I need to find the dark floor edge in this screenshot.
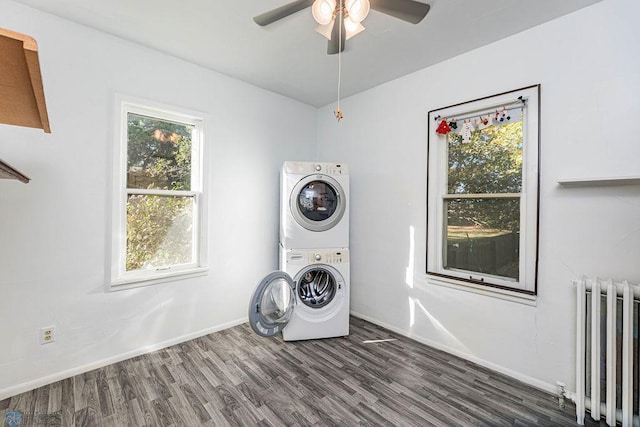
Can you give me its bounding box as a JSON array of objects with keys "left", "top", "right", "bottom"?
[
  {"left": 349, "top": 310, "right": 564, "bottom": 397},
  {"left": 0, "top": 316, "right": 248, "bottom": 402}
]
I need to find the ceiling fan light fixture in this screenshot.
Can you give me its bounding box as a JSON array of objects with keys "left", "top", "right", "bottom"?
[
  {"left": 345, "top": 0, "right": 370, "bottom": 23},
  {"left": 312, "top": 0, "right": 336, "bottom": 25},
  {"left": 254, "top": 0, "right": 432, "bottom": 53},
  {"left": 344, "top": 18, "right": 365, "bottom": 40}
]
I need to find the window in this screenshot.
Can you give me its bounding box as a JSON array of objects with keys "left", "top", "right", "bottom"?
[
  {"left": 426, "top": 85, "right": 540, "bottom": 296},
  {"left": 110, "top": 98, "right": 206, "bottom": 289}
]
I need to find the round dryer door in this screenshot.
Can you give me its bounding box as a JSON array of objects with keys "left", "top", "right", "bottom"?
[
  {"left": 249, "top": 271, "right": 296, "bottom": 337},
  {"left": 290, "top": 175, "right": 345, "bottom": 232}
]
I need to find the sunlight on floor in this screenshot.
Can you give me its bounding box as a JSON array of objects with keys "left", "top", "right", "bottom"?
[{"left": 362, "top": 338, "right": 398, "bottom": 344}]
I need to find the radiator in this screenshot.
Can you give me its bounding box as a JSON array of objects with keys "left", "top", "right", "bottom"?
[{"left": 575, "top": 277, "right": 640, "bottom": 426}]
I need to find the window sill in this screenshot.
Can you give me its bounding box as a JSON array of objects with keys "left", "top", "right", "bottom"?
[
  {"left": 110, "top": 267, "right": 209, "bottom": 291},
  {"left": 427, "top": 274, "right": 537, "bottom": 306}
]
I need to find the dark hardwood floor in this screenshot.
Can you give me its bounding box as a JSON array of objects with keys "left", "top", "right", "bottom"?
[{"left": 1, "top": 316, "right": 604, "bottom": 426}]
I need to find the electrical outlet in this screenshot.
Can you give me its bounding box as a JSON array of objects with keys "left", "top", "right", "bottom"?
[{"left": 40, "top": 326, "right": 55, "bottom": 345}]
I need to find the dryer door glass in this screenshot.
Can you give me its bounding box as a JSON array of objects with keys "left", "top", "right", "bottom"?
[
  {"left": 298, "top": 181, "right": 338, "bottom": 222},
  {"left": 291, "top": 175, "right": 346, "bottom": 232},
  {"left": 297, "top": 267, "right": 337, "bottom": 309},
  {"left": 249, "top": 271, "right": 296, "bottom": 337}
]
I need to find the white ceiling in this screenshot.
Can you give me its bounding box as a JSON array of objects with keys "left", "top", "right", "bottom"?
[{"left": 14, "top": 0, "right": 600, "bottom": 107}]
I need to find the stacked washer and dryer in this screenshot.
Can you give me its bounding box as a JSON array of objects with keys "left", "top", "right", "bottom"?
[{"left": 249, "top": 161, "right": 350, "bottom": 341}]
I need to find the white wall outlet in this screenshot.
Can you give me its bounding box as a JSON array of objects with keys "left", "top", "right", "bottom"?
[{"left": 40, "top": 326, "right": 55, "bottom": 344}]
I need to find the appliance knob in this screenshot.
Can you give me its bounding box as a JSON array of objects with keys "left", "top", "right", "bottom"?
[
  {"left": 315, "top": 254, "right": 322, "bottom": 261},
  {"left": 315, "top": 164, "right": 321, "bottom": 171}
]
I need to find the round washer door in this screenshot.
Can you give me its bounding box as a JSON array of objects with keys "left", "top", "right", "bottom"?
[
  {"left": 290, "top": 175, "right": 346, "bottom": 232},
  {"left": 249, "top": 271, "right": 296, "bottom": 337},
  {"left": 295, "top": 265, "right": 339, "bottom": 309}
]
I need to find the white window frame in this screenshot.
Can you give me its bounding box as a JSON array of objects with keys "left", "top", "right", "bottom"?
[
  {"left": 426, "top": 85, "right": 540, "bottom": 297},
  {"left": 110, "top": 95, "right": 208, "bottom": 290}
]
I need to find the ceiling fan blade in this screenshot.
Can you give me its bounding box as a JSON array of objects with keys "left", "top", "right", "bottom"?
[
  {"left": 327, "top": 12, "right": 346, "bottom": 55},
  {"left": 369, "top": 0, "right": 430, "bottom": 24},
  {"left": 253, "top": 0, "right": 314, "bottom": 26}
]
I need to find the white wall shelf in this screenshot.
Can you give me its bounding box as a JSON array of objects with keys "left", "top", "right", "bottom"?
[{"left": 557, "top": 176, "right": 640, "bottom": 188}]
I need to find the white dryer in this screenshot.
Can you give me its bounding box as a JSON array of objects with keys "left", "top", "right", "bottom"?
[
  {"left": 249, "top": 247, "right": 350, "bottom": 341},
  {"left": 280, "top": 161, "right": 349, "bottom": 249}
]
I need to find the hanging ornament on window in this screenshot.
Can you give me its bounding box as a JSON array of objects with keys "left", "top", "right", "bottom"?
[
  {"left": 436, "top": 119, "right": 452, "bottom": 135},
  {"left": 461, "top": 119, "right": 474, "bottom": 143},
  {"left": 448, "top": 118, "right": 458, "bottom": 130},
  {"left": 502, "top": 107, "right": 510, "bottom": 121},
  {"left": 477, "top": 115, "right": 489, "bottom": 130}
]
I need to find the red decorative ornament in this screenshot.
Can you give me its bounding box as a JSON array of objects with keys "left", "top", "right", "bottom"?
[{"left": 436, "top": 119, "right": 452, "bottom": 135}]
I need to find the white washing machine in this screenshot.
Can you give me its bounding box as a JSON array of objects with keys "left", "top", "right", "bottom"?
[
  {"left": 249, "top": 247, "right": 350, "bottom": 341},
  {"left": 280, "top": 161, "right": 349, "bottom": 249}
]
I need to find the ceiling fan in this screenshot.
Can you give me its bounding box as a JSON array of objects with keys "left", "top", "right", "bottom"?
[{"left": 254, "top": 0, "right": 431, "bottom": 55}]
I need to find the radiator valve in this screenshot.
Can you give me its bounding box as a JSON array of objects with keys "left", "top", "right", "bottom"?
[{"left": 556, "top": 381, "right": 567, "bottom": 409}]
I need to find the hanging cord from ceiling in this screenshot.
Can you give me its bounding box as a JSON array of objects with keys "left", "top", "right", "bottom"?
[{"left": 334, "top": 0, "right": 344, "bottom": 122}]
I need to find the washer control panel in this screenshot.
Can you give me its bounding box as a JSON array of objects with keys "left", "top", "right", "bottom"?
[
  {"left": 286, "top": 250, "right": 349, "bottom": 265},
  {"left": 309, "top": 250, "right": 348, "bottom": 264}
]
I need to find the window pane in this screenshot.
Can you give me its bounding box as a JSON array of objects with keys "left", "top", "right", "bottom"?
[
  {"left": 126, "top": 194, "right": 194, "bottom": 271},
  {"left": 445, "top": 198, "right": 520, "bottom": 280},
  {"left": 447, "top": 120, "right": 523, "bottom": 194},
  {"left": 127, "top": 113, "right": 193, "bottom": 191}
]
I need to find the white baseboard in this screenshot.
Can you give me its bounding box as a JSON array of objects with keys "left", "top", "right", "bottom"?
[
  {"left": 3, "top": 313, "right": 561, "bottom": 402},
  {"left": 350, "top": 310, "right": 558, "bottom": 396},
  {"left": 0, "top": 317, "right": 248, "bottom": 401}
]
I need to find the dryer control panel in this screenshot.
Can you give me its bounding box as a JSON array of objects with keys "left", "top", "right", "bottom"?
[
  {"left": 283, "top": 161, "right": 349, "bottom": 176},
  {"left": 320, "top": 164, "right": 346, "bottom": 176}
]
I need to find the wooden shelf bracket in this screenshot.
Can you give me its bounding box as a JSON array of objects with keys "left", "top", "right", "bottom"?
[{"left": 0, "top": 27, "right": 51, "bottom": 133}]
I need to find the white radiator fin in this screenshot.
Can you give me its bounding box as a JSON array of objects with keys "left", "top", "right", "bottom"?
[{"left": 575, "top": 277, "right": 640, "bottom": 427}]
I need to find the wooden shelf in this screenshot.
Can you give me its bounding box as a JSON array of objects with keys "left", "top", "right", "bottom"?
[
  {"left": 557, "top": 176, "right": 640, "bottom": 188},
  {"left": 0, "top": 158, "right": 30, "bottom": 183},
  {"left": 0, "top": 27, "right": 50, "bottom": 133}
]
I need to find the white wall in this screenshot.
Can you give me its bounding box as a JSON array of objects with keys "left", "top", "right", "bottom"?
[
  {"left": 0, "top": 0, "right": 317, "bottom": 397},
  {"left": 318, "top": 0, "right": 640, "bottom": 392}
]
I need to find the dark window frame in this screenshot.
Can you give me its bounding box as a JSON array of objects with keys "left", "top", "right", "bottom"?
[{"left": 426, "top": 85, "right": 541, "bottom": 296}]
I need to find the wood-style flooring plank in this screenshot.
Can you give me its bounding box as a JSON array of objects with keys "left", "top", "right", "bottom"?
[{"left": 0, "top": 316, "right": 606, "bottom": 426}]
